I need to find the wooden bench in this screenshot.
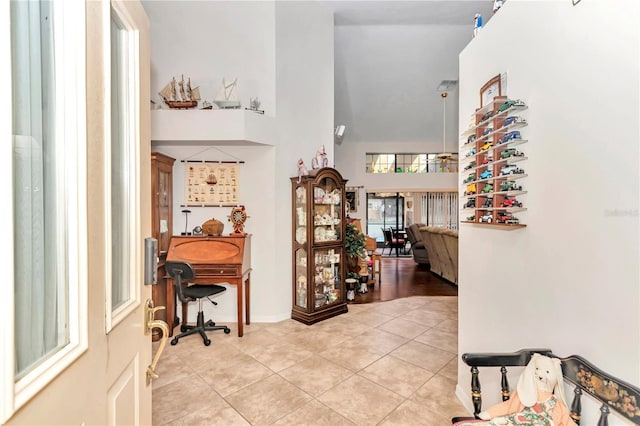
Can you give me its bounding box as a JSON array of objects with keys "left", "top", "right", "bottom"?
[{"left": 453, "top": 348, "right": 640, "bottom": 425}]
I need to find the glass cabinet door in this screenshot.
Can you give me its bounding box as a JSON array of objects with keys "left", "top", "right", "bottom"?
[
  {"left": 158, "top": 168, "right": 172, "bottom": 254},
  {"left": 312, "top": 176, "right": 342, "bottom": 244},
  {"left": 295, "top": 186, "right": 307, "bottom": 244},
  {"left": 312, "top": 248, "right": 342, "bottom": 309},
  {"left": 295, "top": 248, "right": 308, "bottom": 308}
]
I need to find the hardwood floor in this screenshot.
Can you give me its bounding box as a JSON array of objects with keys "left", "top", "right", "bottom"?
[{"left": 352, "top": 256, "right": 458, "bottom": 304}]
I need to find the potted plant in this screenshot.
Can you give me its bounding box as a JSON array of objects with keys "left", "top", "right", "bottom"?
[{"left": 345, "top": 221, "right": 366, "bottom": 279}]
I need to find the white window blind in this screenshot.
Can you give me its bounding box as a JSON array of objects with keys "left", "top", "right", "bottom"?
[{"left": 420, "top": 192, "right": 458, "bottom": 229}]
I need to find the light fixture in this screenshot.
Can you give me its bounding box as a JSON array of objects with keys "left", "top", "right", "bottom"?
[
  {"left": 437, "top": 92, "right": 453, "bottom": 160},
  {"left": 334, "top": 125, "right": 346, "bottom": 144},
  {"left": 436, "top": 80, "right": 457, "bottom": 162}
]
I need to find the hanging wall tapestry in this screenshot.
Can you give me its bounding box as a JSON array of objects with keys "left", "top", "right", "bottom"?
[{"left": 184, "top": 161, "right": 240, "bottom": 206}]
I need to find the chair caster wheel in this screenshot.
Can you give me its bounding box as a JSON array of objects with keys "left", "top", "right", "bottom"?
[
  {"left": 224, "top": 328, "right": 231, "bottom": 334},
  {"left": 180, "top": 325, "right": 188, "bottom": 332},
  {"left": 170, "top": 338, "right": 178, "bottom": 345},
  {"left": 204, "top": 338, "right": 211, "bottom": 346}
]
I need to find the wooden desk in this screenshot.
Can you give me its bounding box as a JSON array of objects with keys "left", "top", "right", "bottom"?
[{"left": 166, "top": 235, "right": 252, "bottom": 337}]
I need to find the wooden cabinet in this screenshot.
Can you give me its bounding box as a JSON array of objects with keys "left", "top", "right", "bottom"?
[
  {"left": 151, "top": 152, "right": 176, "bottom": 339},
  {"left": 291, "top": 168, "right": 348, "bottom": 324},
  {"left": 460, "top": 96, "right": 529, "bottom": 229}
]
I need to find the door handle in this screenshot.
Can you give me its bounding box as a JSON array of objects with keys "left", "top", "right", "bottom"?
[{"left": 144, "top": 298, "right": 169, "bottom": 385}]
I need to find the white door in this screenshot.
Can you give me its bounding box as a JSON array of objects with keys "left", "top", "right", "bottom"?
[{"left": 1, "top": 1, "right": 158, "bottom": 424}]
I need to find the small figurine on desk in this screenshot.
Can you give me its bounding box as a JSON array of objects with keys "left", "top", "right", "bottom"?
[
  {"left": 311, "top": 145, "right": 328, "bottom": 170},
  {"left": 297, "top": 158, "right": 309, "bottom": 183},
  {"left": 473, "top": 13, "right": 483, "bottom": 37}
]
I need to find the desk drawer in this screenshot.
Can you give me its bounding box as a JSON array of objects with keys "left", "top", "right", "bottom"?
[{"left": 198, "top": 266, "right": 239, "bottom": 276}]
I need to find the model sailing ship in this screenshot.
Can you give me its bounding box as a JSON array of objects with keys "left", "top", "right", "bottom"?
[
  {"left": 159, "top": 75, "right": 201, "bottom": 109},
  {"left": 213, "top": 77, "right": 241, "bottom": 109}
]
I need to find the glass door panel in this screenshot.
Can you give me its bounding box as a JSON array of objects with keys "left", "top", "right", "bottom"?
[
  {"left": 312, "top": 176, "right": 342, "bottom": 244},
  {"left": 312, "top": 248, "right": 341, "bottom": 309}
]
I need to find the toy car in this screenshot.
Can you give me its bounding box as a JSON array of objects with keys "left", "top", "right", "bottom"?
[
  {"left": 479, "top": 169, "right": 493, "bottom": 180},
  {"left": 502, "top": 116, "right": 526, "bottom": 127},
  {"left": 465, "top": 199, "right": 476, "bottom": 208},
  {"left": 495, "top": 211, "right": 519, "bottom": 224},
  {"left": 479, "top": 213, "right": 493, "bottom": 223},
  {"left": 482, "top": 183, "right": 494, "bottom": 194},
  {"left": 498, "top": 99, "right": 526, "bottom": 112},
  {"left": 499, "top": 130, "right": 521, "bottom": 144},
  {"left": 482, "top": 128, "right": 494, "bottom": 136},
  {"left": 500, "top": 165, "right": 524, "bottom": 175},
  {"left": 482, "top": 197, "right": 493, "bottom": 208},
  {"left": 481, "top": 110, "right": 495, "bottom": 122},
  {"left": 464, "top": 173, "right": 475, "bottom": 183},
  {"left": 467, "top": 134, "right": 477, "bottom": 144},
  {"left": 482, "top": 156, "right": 493, "bottom": 165},
  {"left": 480, "top": 142, "right": 493, "bottom": 152},
  {"left": 464, "top": 161, "right": 476, "bottom": 171},
  {"left": 500, "top": 181, "right": 523, "bottom": 192},
  {"left": 465, "top": 183, "right": 476, "bottom": 196},
  {"left": 466, "top": 216, "right": 476, "bottom": 222},
  {"left": 501, "top": 197, "right": 523, "bottom": 208},
  {"left": 466, "top": 148, "right": 477, "bottom": 157},
  {"left": 501, "top": 148, "right": 524, "bottom": 159}
]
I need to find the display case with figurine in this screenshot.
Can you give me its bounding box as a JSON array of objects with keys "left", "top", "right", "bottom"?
[{"left": 290, "top": 167, "right": 348, "bottom": 324}]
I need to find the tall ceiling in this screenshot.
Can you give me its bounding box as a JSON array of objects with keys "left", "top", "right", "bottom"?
[{"left": 324, "top": 1, "right": 495, "bottom": 148}]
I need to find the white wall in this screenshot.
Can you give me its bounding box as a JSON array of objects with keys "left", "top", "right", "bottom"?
[
  {"left": 146, "top": 1, "right": 335, "bottom": 323},
  {"left": 457, "top": 1, "right": 639, "bottom": 423},
  {"left": 334, "top": 24, "right": 469, "bottom": 146},
  {"left": 272, "top": 0, "right": 335, "bottom": 317},
  {"left": 143, "top": 1, "right": 276, "bottom": 115}
]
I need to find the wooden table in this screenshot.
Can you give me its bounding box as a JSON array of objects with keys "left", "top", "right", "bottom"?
[{"left": 166, "top": 235, "right": 252, "bottom": 337}]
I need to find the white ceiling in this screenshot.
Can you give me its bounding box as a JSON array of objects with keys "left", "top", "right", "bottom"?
[{"left": 325, "top": 1, "right": 495, "bottom": 147}]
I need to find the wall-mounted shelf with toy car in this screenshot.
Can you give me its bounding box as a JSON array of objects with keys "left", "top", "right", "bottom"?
[{"left": 459, "top": 92, "right": 529, "bottom": 230}]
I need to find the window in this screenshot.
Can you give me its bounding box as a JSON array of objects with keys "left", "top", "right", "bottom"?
[
  {"left": 3, "top": 0, "right": 87, "bottom": 421},
  {"left": 421, "top": 192, "right": 459, "bottom": 229},
  {"left": 106, "top": 4, "right": 140, "bottom": 331},
  {"left": 366, "top": 153, "right": 458, "bottom": 174}
]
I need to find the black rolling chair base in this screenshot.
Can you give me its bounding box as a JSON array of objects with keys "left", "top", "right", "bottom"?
[{"left": 170, "top": 310, "right": 231, "bottom": 346}]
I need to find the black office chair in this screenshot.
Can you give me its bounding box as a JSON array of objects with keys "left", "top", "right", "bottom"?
[{"left": 165, "top": 261, "right": 231, "bottom": 346}]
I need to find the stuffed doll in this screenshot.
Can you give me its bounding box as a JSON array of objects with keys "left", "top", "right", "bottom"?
[
  {"left": 297, "top": 158, "right": 309, "bottom": 183},
  {"left": 476, "top": 353, "right": 577, "bottom": 426},
  {"left": 311, "top": 145, "right": 328, "bottom": 169}
]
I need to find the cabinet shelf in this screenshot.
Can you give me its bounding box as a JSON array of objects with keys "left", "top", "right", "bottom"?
[
  {"left": 461, "top": 172, "right": 529, "bottom": 188},
  {"left": 461, "top": 122, "right": 528, "bottom": 150},
  {"left": 150, "top": 109, "right": 276, "bottom": 145},
  {"left": 462, "top": 155, "right": 528, "bottom": 174},
  {"left": 460, "top": 91, "right": 529, "bottom": 229},
  {"left": 460, "top": 103, "right": 528, "bottom": 138},
  {"left": 461, "top": 221, "right": 527, "bottom": 230}
]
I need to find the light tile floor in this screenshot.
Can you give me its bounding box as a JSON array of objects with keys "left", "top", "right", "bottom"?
[{"left": 152, "top": 296, "right": 468, "bottom": 426}]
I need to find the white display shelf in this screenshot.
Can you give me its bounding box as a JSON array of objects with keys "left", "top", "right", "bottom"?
[{"left": 150, "top": 109, "right": 277, "bottom": 145}]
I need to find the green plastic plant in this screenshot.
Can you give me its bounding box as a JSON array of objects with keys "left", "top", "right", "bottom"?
[
  {"left": 345, "top": 222, "right": 366, "bottom": 258},
  {"left": 345, "top": 222, "right": 366, "bottom": 276}
]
